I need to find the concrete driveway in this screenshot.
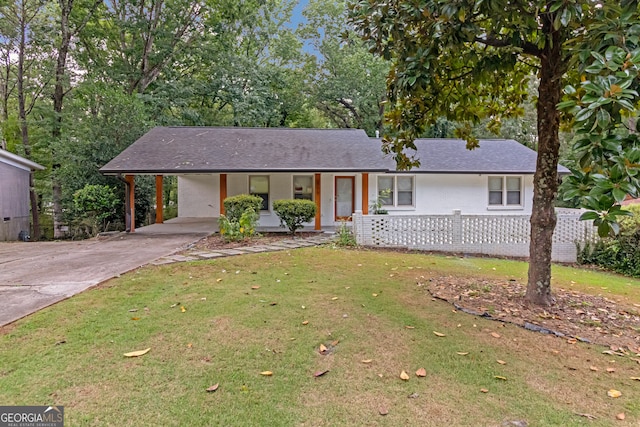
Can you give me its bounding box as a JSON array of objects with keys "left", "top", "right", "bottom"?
[{"left": 0, "top": 218, "right": 214, "bottom": 326}]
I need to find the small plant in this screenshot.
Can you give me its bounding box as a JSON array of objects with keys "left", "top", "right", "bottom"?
[
  {"left": 218, "top": 207, "right": 259, "bottom": 242},
  {"left": 273, "top": 199, "right": 316, "bottom": 234},
  {"left": 335, "top": 221, "right": 356, "bottom": 246},
  {"left": 369, "top": 189, "right": 390, "bottom": 214}
]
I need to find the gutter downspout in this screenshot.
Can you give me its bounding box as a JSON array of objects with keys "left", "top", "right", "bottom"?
[{"left": 116, "top": 174, "right": 131, "bottom": 232}]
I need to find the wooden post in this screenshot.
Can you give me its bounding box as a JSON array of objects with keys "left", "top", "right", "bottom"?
[
  {"left": 219, "top": 174, "right": 227, "bottom": 215},
  {"left": 314, "top": 173, "right": 321, "bottom": 230},
  {"left": 362, "top": 173, "right": 369, "bottom": 215},
  {"left": 125, "top": 175, "right": 135, "bottom": 232},
  {"left": 155, "top": 175, "right": 163, "bottom": 224}
]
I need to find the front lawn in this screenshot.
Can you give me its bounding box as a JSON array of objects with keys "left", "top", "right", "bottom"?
[{"left": 1, "top": 247, "right": 639, "bottom": 426}]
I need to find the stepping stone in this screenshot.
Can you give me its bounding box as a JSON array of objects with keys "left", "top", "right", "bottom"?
[
  {"left": 194, "top": 252, "right": 226, "bottom": 259},
  {"left": 214, "top": 249, "right": 248, "bottom": 256},
  {"left": 240, "top": 247, "right": 269, "bottom": 253},
  {"left": 151, "top": 258, "right": 178, "bottom": 265}
]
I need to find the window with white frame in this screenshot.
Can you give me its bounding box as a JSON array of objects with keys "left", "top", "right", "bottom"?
[
  {"left": 377, "top": 175, "right": 414, "bottom": 207},
  {"left": 488, "top": 176, "right": 522, "bottom": 207},
  {"left": 293, "top": 175, "right": 313, "bottom": 200},
  {"left": 249, "top": 176, "right": 269, "bottom": 210}
]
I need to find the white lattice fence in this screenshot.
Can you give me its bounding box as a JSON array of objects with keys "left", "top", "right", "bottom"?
[{"left": 352, "top": 209, "right": 598, "bottom": 262}]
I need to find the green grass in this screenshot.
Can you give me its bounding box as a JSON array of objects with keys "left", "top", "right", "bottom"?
[{"left": 1, "top": 247, "right": 640, "bottom": 426}]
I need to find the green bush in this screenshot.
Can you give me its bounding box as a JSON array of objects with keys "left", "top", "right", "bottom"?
[
  {"left": 223, "top": 194, "right": 263, "bottom": 222},
  {"left": 579, "top": 205, "right": 640, "bottom": 277},
  {"left": 73, "top": 184, "right": 119, "bottom": 236},
  {"left": 218, "top": 207, "right": 259, "bottom": 242},
  {"left": 273, "top": 199, "right": 316, "bottom": 234}
]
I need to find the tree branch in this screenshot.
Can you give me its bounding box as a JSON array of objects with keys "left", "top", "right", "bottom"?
[{"left": 474, "top": 35, "right": 541, "bottom": 57}]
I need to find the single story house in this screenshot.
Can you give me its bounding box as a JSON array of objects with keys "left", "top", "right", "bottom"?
[
  {"left": 99, "top": 126, "right": 569, "bottom": 232},
  {"left": 0, "top": 149, "right": 44, "bottom": 241}
]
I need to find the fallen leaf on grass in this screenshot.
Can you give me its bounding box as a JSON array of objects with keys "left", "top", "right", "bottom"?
[
  {"left": 404, "top": 325, "right": 415, "bottom": 329},
  {"left": 128, "top": 309, "right": 138, "bottom": 312},
  {"left": 400, "top": 371, "right": 410, "bottom": 381},
  {"left": 269, "top": 302, "right": 277, "bottom": 306},
  {"left": 319, "top": 344, "right": 328, "bottom": 354},
  {"left": 456, "top": 352, "right": 469, "bottom": 356},
  {"left": 206, "top": 384, "right": 219, "bottom": 393},
  {"left": 180, "top": 306, "right": 186, "bottom": 313},
  {"left": 496, "top": 360, "right": 506, "bottom": 365},
  {"left": 590, "top": 366, "right": 599, "bottom": 372},
  {"left": 361, "top": 359, "right": 373, "bottom": 364},
  {"left": 494, "top": 376, "right": 507, "bottom": 381},
  {"left": 433, "top": 331, "right": 446, "bottom": 337},
  {"left": 331, "top": 340, "right": 340, "bottom": 346},
  {"left": 415, "top": 368, "right": 426, "bottom": 377},
  {"left": 302, "top": 320, "right": 309, "bottom": 325},
  {"left": 606, "top": 368, "right": 616, "bottom": 373},
  {"left": 490, "top": 332, "right": 501, "bottom": 338},
  {"left": 216, "top": 278, "right": 223, "bottom": 282},
  {"left": 251, "top": 286, "right": 260, "bottom": 290},
  {"left": 379, "top": 407, "right": 389, "bottom": 416},
  {"left": 260, "top": 371, "right": 273, "bottom": 376},
  {"left": 607, "top": 389, "right": 622, "bottom": 398},
  {"left": 630, "top": 377, "right": 640, "bottom": 381},
  {"left": 130, "top": 317, "right": 140, "bottom": 321},
  {"left": 331, "top": 297, "right": 338, "bottom": 300},
  {"left": 314, "top": 370, "right": 329, "bottom": 377},
  {"left": 480, "top": 388, "right": 489, "bottom": 393},
  {"left": 170, "top": 303, "right": 179, "bottom": 308},
  {"left": 372, "top": 293, "right": 378, "bottom": 297},
  {"left": 124, "top": 348, "right": 151, "bottom": 357},
  {"left": 616, "top": 413, "right": 625, "bottom": 420}
]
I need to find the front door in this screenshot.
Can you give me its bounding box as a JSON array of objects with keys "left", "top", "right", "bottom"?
[{"left": 335, "top": 176, "right": 355, "bottom": 221}]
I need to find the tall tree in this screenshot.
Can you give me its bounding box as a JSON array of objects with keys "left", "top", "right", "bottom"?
[
  {"left": 79, "top": 0, "right": 206, "bottom": 95},
  {"left": 300, "top": 0, "right": 388, "bottom": 135},
  {"left": 3, "top": 0, "right": 51, "bottom": 239},
  {"left": 51, "top": 0, "right": 103, "bottom": 238},
  {"left": 349, "top": 1, "right": 640, "bottom": 305}
]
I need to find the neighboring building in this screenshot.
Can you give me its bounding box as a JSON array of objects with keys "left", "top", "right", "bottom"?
[
  {"left": 99, "top": 127, "right": 569, "bottom": 231},
  {"left": 0, "top": 149, "right": 44, "bottom": 241}
]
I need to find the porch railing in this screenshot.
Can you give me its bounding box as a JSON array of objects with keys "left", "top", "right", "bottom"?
[{"left": 351, "top": 209, "right": 598, "bottom": 263}]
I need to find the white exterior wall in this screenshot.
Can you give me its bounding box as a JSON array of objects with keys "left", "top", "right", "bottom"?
[
  {"left": 179, "top": 173, "right": 344, "bottom": 227},
  {"left": 178, "top": 172, "right": 535, "bottom": 226},
  {"left": 177, "top": 175, "right": 218, "bottom": 217},
  {"left": 368, "top": 173, "right": 534, "bottom": 215}
]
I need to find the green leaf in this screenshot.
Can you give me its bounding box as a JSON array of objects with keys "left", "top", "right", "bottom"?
[
  {"left": 574, "top": 108, "right": 594, "bottom": 122},
  {"left": 597, "top": 221, "right": 611, "bottom": 237},
  {"left": 580, "top": 211, "right": 600, "bottom": 221},
  {"left": 612, "top": 187, "right": 627, "bottom": 202}
]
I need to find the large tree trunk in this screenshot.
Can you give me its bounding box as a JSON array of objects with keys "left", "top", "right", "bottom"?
[
  {"left": 51, "top": 0, "right": 72, "bottom": 239},
  {"left": 16, "top": 0, "right": 40, "bottom": 240},
  {"left": 525, "top": 26, "right": 566, "bottom": 306}
]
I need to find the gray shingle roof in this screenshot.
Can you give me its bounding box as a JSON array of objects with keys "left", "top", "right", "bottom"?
[
  {"left": 99, "top": 127, "right": 388, "bottom": 174},
  {"left": 386, "top": 139, "right": 570, "bottom": 174},
  {"left": 100, "top": 127, "right": 568, "bottom": 175}
]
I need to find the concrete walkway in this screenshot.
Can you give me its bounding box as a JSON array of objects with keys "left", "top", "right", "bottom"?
[
  {"left": 152, "top": 234, "right": 335, "bottom": 265},
  {"left": 0, "top": 217, "right": 334, "bottom": 327}
]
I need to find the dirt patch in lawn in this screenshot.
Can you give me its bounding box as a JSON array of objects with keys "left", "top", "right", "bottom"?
[
  {"left": 426, "top": 276, "right": 640, "bottom": 352},
  {"left": 192, "top": 232, "right": 322, "bottom": 250}
]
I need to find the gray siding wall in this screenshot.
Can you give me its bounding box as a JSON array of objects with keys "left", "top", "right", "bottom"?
[{"left": 0, "top": 161, "right": 31, "bottom": 241}]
